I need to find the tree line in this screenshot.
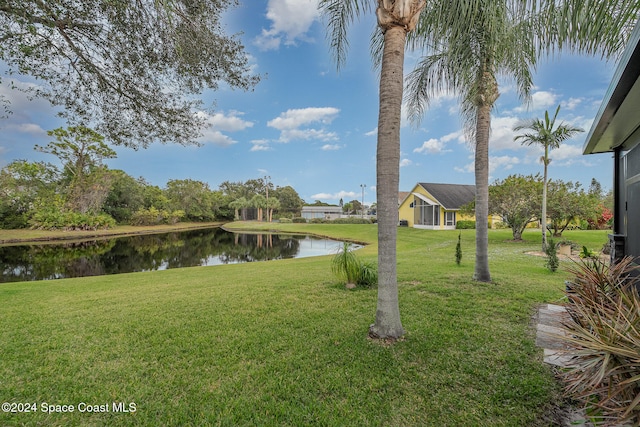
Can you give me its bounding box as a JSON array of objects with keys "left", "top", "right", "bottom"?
[{"left": 0, "top": 126, "right": 304, "bottom": 230}]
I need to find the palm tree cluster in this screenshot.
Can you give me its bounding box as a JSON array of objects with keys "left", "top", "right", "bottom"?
[{"left": 320, "top": 0, "right": 640, "bottom": 339}]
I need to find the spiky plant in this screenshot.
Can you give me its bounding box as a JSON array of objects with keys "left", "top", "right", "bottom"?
[
  {"left": 455, "top": 232, "right": 462, "bottom": 265},
  {"left": 560, "top": 256, "right": 640, "bottom": 425},
  {"left": 331, "top": 242, "right": 361, "bottom": 288},
  {"left": 357, "top": 261, "right": 378, "bottom": 288}
]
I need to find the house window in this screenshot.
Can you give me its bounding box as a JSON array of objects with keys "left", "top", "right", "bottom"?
[
  {"left": 445, "top": 211, "right": 456, "bottom": 226},
  {"left": 414, "top": 198, "right": 440, "bottom": 226}
]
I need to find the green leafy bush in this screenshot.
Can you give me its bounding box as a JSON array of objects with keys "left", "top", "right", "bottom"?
[
  {"left": 130, "top": 207, "right": 184, "bottom": 226},
  {"left": 292, "top": 217, "right": 307, "bottom": 223},
  {"left": 455, "top": 232, "right": 462, "bottom": 265},
  {"left": 544, "top": 238, "right": 559, "bottom": 272},
  {"left": 278, "top": 217, "right": 292, "bottom": 223},
  {"left": 456, "top": 220, "right": 475, "bottom": 229},
  {"left": 30, "top": 210, "right": 116, "bottom": 230},
  {"left": 560, "top": 257, "right": 640, "bottom": 425}
]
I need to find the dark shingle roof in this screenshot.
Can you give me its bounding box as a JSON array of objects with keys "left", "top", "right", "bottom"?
[{"left": 418, "top": 183, "right": 476, "bottom": 210}]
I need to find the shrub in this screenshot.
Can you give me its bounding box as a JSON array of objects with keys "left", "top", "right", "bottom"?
[
  {"left": 130, "top": 207, "right": 184, "bottom": 226},
  {"left": 310, "top": 218, "right": 325, "bottom": 224},
  {"left": 544, "top": 238, "right": 559, "bottom": 272},
  {"left": 331, "top": 242, "right": 361, "bottom": 287},
  {"left": 278, "top": 217, "right": 292, "bottom": 223},
  {"left": 331, "top": 242, "right": 377, "bottom": 288},
  {"left": 332, "top": 217, "right": 372, "bottom": 224},
  {"left": 357, "top": 261, "right": 378, "bottom": 288},
  {"left": 30, "top": 209, "right": 116, "bottom": 230},
  {"left": 292, "top": 217, "right": 307, "bottom": 223},
  {"left": 560, "top": 257, "right": 640, "bottom": 426},
  {"left": 456, "top": 220, "right": 475, "bottom": 229},
  {"left": 455, "top": 232, "right": 462, "bottom": 265}
]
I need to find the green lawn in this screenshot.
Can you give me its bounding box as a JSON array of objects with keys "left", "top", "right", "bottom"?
[{"left": 0, "top": 224, "right": 610, "bottom": 426}]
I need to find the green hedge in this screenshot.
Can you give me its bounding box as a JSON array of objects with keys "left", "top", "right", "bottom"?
[
  {"left": 30, "top": 210, "right": 116, "bottom": 230},
  {"left": 456, "top": 220, "right": 476, "bottom": 229},
  {"left": 130, "top": 207, "right": 185, "bottom": 226}
]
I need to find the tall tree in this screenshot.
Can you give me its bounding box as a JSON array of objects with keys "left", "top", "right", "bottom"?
[
  {"left": 165, "top": 179, "right": 216, "bottom": 221},
  {"left": 271, "top": 186, "right": 304, "bottom": 217},
  {"left": 36, "top": 126, "right": 117, "bottom": 214},
  {"left": 488, "top": 174, "right": 542, "bottom": 241},
  {"left": 545, "top": 179, "right": 590, "bottom": 237},
  {"left": 0, "top": 160, "right": 59, "bottom": 228},
  {"left": 514, "top": 105, "right": 583, "bottom": 249},
  {"left": 320, "top": 0, "right": 425, "bottom": 339},
  {"left": 0, "top": 0, "right": 259, "bottom": 147},
  {"left": 405, "top": 0, "right": 639, "bottom": 282}
]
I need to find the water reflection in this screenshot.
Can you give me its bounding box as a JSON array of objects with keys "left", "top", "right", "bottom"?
[{"left": 0, "top": 228, "right": 353, "bottom": 282}]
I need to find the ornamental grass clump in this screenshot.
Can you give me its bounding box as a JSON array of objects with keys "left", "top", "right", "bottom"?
[
  {"left": 331, "top": 242, "right": 377, "bottom": 288},
  {"left": 560, "top": 256, "right": 640, "bottom": 426}
]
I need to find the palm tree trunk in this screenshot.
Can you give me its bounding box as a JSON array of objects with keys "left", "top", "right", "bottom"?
[
  {"left": 541, "top": 148, "right": 548, "bottom": 251},
  {"left": 369, "top": 24, "right": 405, "bottom": 340},
  {"left": 474, "top": 100, "right": 492, "bottom": 282}
]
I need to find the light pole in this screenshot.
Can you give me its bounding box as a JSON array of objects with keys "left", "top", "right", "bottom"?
[{"left": 360, "top": 184, "right": 366, "bottom": 218}]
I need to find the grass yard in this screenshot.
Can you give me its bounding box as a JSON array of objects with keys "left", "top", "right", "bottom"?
[{"left": 0, "top": 224, "right": 610, "bottom": 426}]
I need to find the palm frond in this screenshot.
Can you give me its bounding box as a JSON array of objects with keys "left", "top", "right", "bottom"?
[{"left": 318, "top": 0, "right": 373, "bottom": 70}]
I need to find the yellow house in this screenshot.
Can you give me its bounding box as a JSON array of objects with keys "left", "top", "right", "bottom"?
[{"left": 398, "top": 183, "right": 476, "bottom": 229}]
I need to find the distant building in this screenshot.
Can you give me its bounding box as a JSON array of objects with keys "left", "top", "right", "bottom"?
[
  {"left": 583, "top": 19, "right": 640, "bottom": 264},
  {"left": 398, "top": 183, "right": 476, "bottom": 229},
  {"left": 301, "top": 205, "right": 343, "bottom": 220}
]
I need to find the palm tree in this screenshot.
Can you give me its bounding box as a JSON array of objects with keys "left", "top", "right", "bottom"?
[
  {"left": 265, "top": 197, "right": 281, "bottom": 222},
  {"left": 514, "top": 105, "right": 583, "bottom": 250},
  {"left": 229, "top": 197, "right": 248, "bottom": 221},
  {"left": 320, "top": 0, "right": 425, "bottom": 339},
  {"left": 250, "top": 194, "right": 266, "bottom": 222},
  {"left": 405, "top": 0, "right": 639, "bottom": 282}
]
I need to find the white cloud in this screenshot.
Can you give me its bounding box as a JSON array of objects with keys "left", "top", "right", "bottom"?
[
  {"left": 310, "top": 190, "right": 357, "bottom": 201},
  {"left": 254, "top": 0, "right": 320, "bottom": 50},
  {"left": 321, "top": 144, "right": 341, "bottom": 151},
  {"left": 3, "top": 122, "right": 47, "bottom": 136},
  {"left": 250, "top": 139, "right": 272, "bottom": 152},
  {"left": 400, "top": 158, "right": 413, "bottom": 167},
  {"left": 490, "top": 115, "right": 521, "bottom": 151},
  {"left": 441, "top": 131, "right": 464, "bottom": 143},
  {"left": 562, "top": 97, "right": 584, "bottom": 111},
  {"left": 454, "top": 155, "right": 521, "bottom": 175},
  {"left": 414, "top": 138, "right": 448, "bottom": 154},
  {"left": 549, "top": 143, "right": 583, "bottom": 163},
  {"left": 196, "top": 110, "right": 253, "bottom": 147},
  {"left": 206, "top": 111, "right": 254, "bottom": 132},
  {"left": 490, "top": 155, "right": 520, "bottom": 173},
  {"left": 514, "top": 90, "right": 558, "bottom": 113},
  {"left": 365, "top": 127, "right": 378, "bottom": 137},
  {"left": 280, "top": 128, "right": 337, "bottom": 142},
  {"left": 268, "top": 107, "right": 339, "bottom": 142},
  {"left": 268, "top": 107, "right": 339, "bottom": 130},
  {"left": 201, "top": 130, "right": 237, "bottom": 147}
]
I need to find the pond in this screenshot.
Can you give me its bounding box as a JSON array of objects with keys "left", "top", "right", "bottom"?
[{"left": 0, "top": 227, "right": 358, "bottom": 283}]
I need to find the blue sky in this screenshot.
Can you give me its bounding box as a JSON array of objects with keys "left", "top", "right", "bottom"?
[{"left": 0, "top": 0, "right": 620, "bottom": 206}]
